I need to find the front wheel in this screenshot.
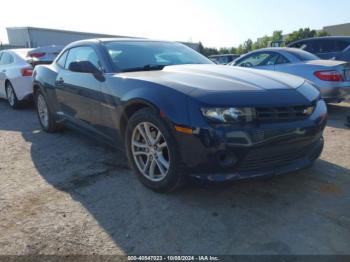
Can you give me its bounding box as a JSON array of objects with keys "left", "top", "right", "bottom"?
[
  {"left": 35, "top": 90, "right": 63, "bottom": 133},
  {"left": 125, "top": 108, "right": 185, "bottom": 192}
]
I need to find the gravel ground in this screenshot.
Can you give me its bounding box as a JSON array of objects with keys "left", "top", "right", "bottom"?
[{"left": 0, "top": 100, "right": 349, "bottom": 255}]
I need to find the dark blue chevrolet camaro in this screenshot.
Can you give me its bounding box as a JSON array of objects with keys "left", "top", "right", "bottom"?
[{"left": 33, "top": 38, "right": 327, "bottom": 192}]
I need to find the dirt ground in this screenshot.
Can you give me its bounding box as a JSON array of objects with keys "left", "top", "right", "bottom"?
[{"left": 0, "top": 100, "right": 349, "bottom": 255}]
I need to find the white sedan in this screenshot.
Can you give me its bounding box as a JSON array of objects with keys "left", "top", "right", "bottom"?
[
  {"left": 0, "top": 49, "right": 34, "bottom": 108},
  {"left": 0, "top": 46, "right": 63, "bottom": 109}
]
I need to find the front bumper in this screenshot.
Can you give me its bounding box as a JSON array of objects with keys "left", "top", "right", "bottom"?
[{"left": 174, "top": 100, "right": 327, "bottom": 181}]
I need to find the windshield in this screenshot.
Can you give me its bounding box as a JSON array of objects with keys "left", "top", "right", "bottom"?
[
  {"left": 104, "top": 41, "right": 213, "bottom": 72},
  {"left": 286, "top": 49, "right": 319, "bottom": 61}
]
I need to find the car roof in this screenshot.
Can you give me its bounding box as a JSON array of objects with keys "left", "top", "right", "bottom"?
[
  {"left": 246, "top": 47, "right": 300, "bottom": 53},
  {"left": 289, "top": 36, "right": 350, "bottom": 44}
]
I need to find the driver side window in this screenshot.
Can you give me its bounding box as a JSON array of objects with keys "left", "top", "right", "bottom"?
[{"left": 65, "top": 46, "right": 101, "bottom": 71}]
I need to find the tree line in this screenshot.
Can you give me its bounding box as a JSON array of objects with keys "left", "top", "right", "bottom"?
[{"left": 198, "top": 28, "right": 329, "bottom": 57}]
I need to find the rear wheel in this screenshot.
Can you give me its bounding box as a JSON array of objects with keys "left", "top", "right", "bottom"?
[
  {"left": 125, "top": 108, "right": 185, "bottom": 192},
  {"left": 6, "top": 82, "right": 20, "bottom": 109},
  {"left": 35, "top": 90, "right": 63, "bottom": 133}
]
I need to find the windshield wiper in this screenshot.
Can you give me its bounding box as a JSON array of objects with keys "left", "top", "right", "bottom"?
[{"left": 121, "top": 64, "right": 167, "bottom": 73}]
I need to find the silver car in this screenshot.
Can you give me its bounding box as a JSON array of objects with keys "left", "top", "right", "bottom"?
[{"left": 230, "top": 48, "right": 350, "bottom": 103}]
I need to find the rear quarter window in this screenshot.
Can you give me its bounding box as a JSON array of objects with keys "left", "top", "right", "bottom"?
[
  {"left": 0, "top": 53, "right": 14, "bottom": 65},
  {"left": 276, "top": 55, "right": 290, "bottom": 64}
]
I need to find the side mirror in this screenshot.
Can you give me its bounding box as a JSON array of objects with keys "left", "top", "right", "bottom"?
[{"left": 68, "top": 61, "right": 105, "bottom": 81}]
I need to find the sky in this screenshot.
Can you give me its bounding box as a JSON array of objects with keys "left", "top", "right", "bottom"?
[{"left": 1, "top": 0, "right": 350, "bottom": 48}]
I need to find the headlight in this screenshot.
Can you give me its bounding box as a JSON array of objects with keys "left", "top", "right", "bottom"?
[
  {"left": 302, "top": 106, "right": 315, "bottom": 116},
  {"left": 201, "top": 107, "right": 256, "bottom": 123}
]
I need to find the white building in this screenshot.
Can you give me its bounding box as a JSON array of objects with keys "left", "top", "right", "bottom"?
[
  {"left": 6, "top": 27, "right": 134, "bottom": 48},
  {"left": 323, "top": 23, "right": 350, "bottom": 36},
  {"left": 5, "top": 26, "right": 200, "bottom": 51}
]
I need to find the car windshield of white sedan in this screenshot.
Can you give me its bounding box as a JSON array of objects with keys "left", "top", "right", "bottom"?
[{"left": 104, "top": 41, "right": 213, "bottom": 72}]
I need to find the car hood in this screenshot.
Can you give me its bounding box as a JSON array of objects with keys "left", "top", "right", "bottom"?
[
  {"left": 119, "top": 64, "right": 305, "bottom": 93},
  {"left": 117, "top": 64, "right": 318, "bottom": 107}
]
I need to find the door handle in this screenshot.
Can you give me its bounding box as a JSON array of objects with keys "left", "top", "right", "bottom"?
[{"left": 56, "top": 77, "right": 64, "bottom": 85}]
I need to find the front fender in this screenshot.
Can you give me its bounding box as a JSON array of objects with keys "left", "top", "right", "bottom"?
[
  {"left": 33, "top": 65, "right": 60, "bottom": 114},
  {"left": 121, "top": 84, "right": 191, "bottom": 127}
]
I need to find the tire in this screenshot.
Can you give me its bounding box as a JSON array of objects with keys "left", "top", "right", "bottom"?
[
  {"left": 125, "top": 108, "right": 185, "bottom": 192},
  {"left": 35, "top": 89, "right": 63, "bottom": 133},
  {"left": 6, "top": 82, "right": 21, "bottom": 109}
]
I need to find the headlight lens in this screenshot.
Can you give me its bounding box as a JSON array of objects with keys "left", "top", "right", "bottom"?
[
  {"left": 302, "top": 106, "right": 315, "bottom": 116},
  {"left": 201, "top": 107, "right": 256, "bottom": 123}
]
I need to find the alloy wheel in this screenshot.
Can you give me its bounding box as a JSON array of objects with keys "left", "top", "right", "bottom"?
[
  {"left": 37, "top": 94, "right": 49, "bottom": 128},
  {"left": 131, "top": 122, "right": 170, "bottom": 182},
  {"left": 6, "top": 86, "right": 15, "bottom": 106}
]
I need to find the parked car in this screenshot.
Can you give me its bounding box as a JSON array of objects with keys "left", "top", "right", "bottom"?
[
  {"left": 230, "top": 47, "right": 350, "bottom": 103},
  {"left": 27, "top": 45, "right": 64, "bottom": 65},
  {"left": 209, "top": 54, "right": 240, "bottom": 64},
  {"left": 33, "top": 39, "right": 327, "bottom": 192},
  {"left": 287, "top": 36, "right": 350, "bottom": 62},
  {"left": 0, "top": 46, "right": 63, "bottom": 108}
]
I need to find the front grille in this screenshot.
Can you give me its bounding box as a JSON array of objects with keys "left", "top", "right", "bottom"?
[
  {"left": 239, "top": 143, "right": 312, "bottom": 171},
  {"left": 255, "top": 106, "right": 313, "bottom": 122}
]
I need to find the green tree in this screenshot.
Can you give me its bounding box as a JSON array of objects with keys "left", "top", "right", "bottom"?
[
  {"left": 253, "top": 35, "right": 270, "bottom": 50},
  {"left": 198, "top": 27, "right": 330, "bottom": 58},
  {"left": 242, "top": 39, "right": 253, "bottom": 53},
  {"left": 197, "top": 42, "right": 220, "bottom": 57},
  {"left": 271, "top": 30, "right": 283, "bottom": 41},
  {"left": 219, "top": 47, "right": 230, "bottom": 54},
  {"left": 198, "top": 41, "right": 205, "bottom": 55},
  {"left": 285, "top": 27, "right": 320, "bottom": 44},
  {"left": 316, "top": 30, "right": 330, "bottom": 37},
  {"left": 229, "top": 47, "right": 237, "bottom": 54},
  {"left": 237, "top": 44, "right": 244, "bottom": 55},
  {"left": 205, "top": 47, "right": 220, "bottom": 57}
]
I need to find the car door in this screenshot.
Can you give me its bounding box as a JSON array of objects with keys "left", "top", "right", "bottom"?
[
  {"left": 0, "top": 52, "right": 15, "bottom": 98},
  {"left": 235, "top": 51, "right": 278, "bottom": 71},
  {"left": 55, "top": 45, "right": 105, "bottom": 135}
]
